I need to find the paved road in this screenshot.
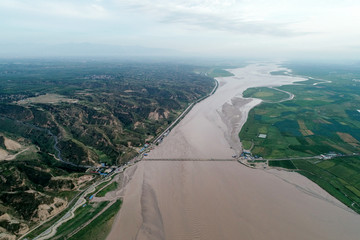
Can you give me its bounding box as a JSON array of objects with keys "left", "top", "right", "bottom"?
[
  {"left": 32, "top": 177, "right": 112, "bottom": 240},
  {"left": 30, "top": 163, "right": 132, "bottom": 240},
  {"left": 66, "top": 200, "right": 117, "bottom": 239}
]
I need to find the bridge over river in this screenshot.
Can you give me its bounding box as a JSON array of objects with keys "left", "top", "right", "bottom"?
[
  {"left": 143, "top": 158, "right": 236, "bottom": 161},
  {"left": 143, "top": 156, "right": 324, "bottom": 162}
]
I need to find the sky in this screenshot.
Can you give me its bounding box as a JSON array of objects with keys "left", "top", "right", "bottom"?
[{"left": 0, "top": 0, "right": 360, "bottom": 59}]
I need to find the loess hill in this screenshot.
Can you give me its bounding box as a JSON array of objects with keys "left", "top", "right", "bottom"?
[{"left": 0, "top": 60, "right": 215, "bottom": 238}]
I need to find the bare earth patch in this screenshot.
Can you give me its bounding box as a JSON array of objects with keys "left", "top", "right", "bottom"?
[
  {"left": 0, "top": 147, "right": 30, "bottom": 161},
  {"left": 324, "top": 141, "right": 353, "bottom": 155},
  {"left": 0, "top": 232, "right": 16, "bottom": 240},
  {"left": 314, "top": 119, "right": 332, "bottom": 124},
  {"left": 34, "top": 198, "right": 67, "bottom": 222},
  {"left": 305, "top": 137, "right": 315, "bottom": 145},
  {"left": 0, "top": 148, "right": 9, "bottom": 160},
  {"left": 134, "top": 121, "right": 144, "bottom": 129},
  {"left": 77, "top": 175, "right": 94, "bottom": 186},
  {"left": 337, "top": 132, "right": 360, "bottom": 147},
  {"left": 148, "top": 109, "right": 170, "bottom": 121},
  {"left": 148, "top": 111, "right": 160, "bottom": 121},
  {"left": 16, "top": 93, "right": 78, "bottom": 105},
  {"left": 0, "top": 136, "right": 29, "bottom": 161},
  {"left": 298, "top": 120, "right": 314, "bottom": 136},
  {"left": 3, "top": 137, "right": 22, "bottom": 150}
]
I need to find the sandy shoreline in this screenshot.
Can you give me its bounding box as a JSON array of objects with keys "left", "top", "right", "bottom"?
[
  {"left": 145, "top": 63, "right": 305, "bottom": 159},
  {"left": 107, "top": 63, "right": 360, "bottom": 240}
]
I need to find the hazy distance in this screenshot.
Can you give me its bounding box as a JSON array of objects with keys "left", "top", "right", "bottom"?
[{"left": 0, "top": 0, "right": 359, "bottom": 60}]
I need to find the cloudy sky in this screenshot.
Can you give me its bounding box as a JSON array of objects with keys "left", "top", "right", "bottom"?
[{"left": 1, "top": 0, "right": 359, "bottom": 59}]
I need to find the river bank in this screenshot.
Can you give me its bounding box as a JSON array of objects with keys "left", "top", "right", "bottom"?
[
  {"left": 145, "top": 63, "right": 305, "bottom": 159},
  {"left": 107, "top": 63, "right": 360, "bottom": 240}
]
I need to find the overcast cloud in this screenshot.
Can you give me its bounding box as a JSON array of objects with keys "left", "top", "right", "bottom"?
[{"left": 0, "top": 0, "right": 359, "bottom": 59}]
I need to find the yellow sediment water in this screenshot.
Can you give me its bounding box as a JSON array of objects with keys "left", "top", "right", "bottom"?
[{"left": 107, "top": 63, "right": 360, "bottom": 240}]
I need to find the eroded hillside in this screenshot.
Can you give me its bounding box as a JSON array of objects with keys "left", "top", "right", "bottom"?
[{"left": 0, "top": 60, "right": 215, "bottom": 238}]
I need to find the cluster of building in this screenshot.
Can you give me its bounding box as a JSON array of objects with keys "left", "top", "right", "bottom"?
[
  {"left": 83, "top": 74, "right": 114, "bottom": 80},
  {"left": 155, "top": 130, "right": 170, "bottom": 145},
  {"left": 319, "top": 152, "right": 342, "bottom": 160},
  {"left": 239, "top": 150, "right": 263, "bottom": 161},
  {"left": 139, "top": 143, "right": 150, "bottom": 153},
  {"left": 90, "top": 163, "right": 116, "bottom": 176}
]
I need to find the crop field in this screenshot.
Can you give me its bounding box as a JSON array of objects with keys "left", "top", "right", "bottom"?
[
  {"left": 240, "top": 81, "right": 360, "bottom": 158},
  {"left": 242, "top": 87, "right": 290, "bottom": 102},
  {"left": 241, "top": 62, "right": 360, "bottom": 212},
  {"left": 268, "top": 160, "right": 296, "bottom": 169},
  {"left": 52, "top": 201, "right": 110, "bottom": 239},
  {"left": 291, "top": 157, "right": 360, "bottom": 213},
  {"left": 69, "top": 200, "right": 122, "bottom": 240},
  {"left": 95, "top": 182, "right": 118, "bottom": 197}
]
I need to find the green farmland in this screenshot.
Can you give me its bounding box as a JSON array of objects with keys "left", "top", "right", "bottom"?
[
  {"left": 268, "top": 156, "right": 360, "bottom": 213},
  {"left": 69, "top": 200, "right": 122, "bottom": 240},
  {"left": 240, "top": 62, "right": 360, "bottom": 212},
  {"left": 52, "top": 201, "right": 110, "bottom": 239},
  {"left": 242, "top": 87, "right": 290, "bottom": 102},
  {"left": 241, "top": 81, "right": 360, "bottom": 158},
  {"left": 292, "top": 157, "right": 360, "bottom": 213},
  {"left": 96, "top": 182, "right": 118, "bottom": 197}
]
